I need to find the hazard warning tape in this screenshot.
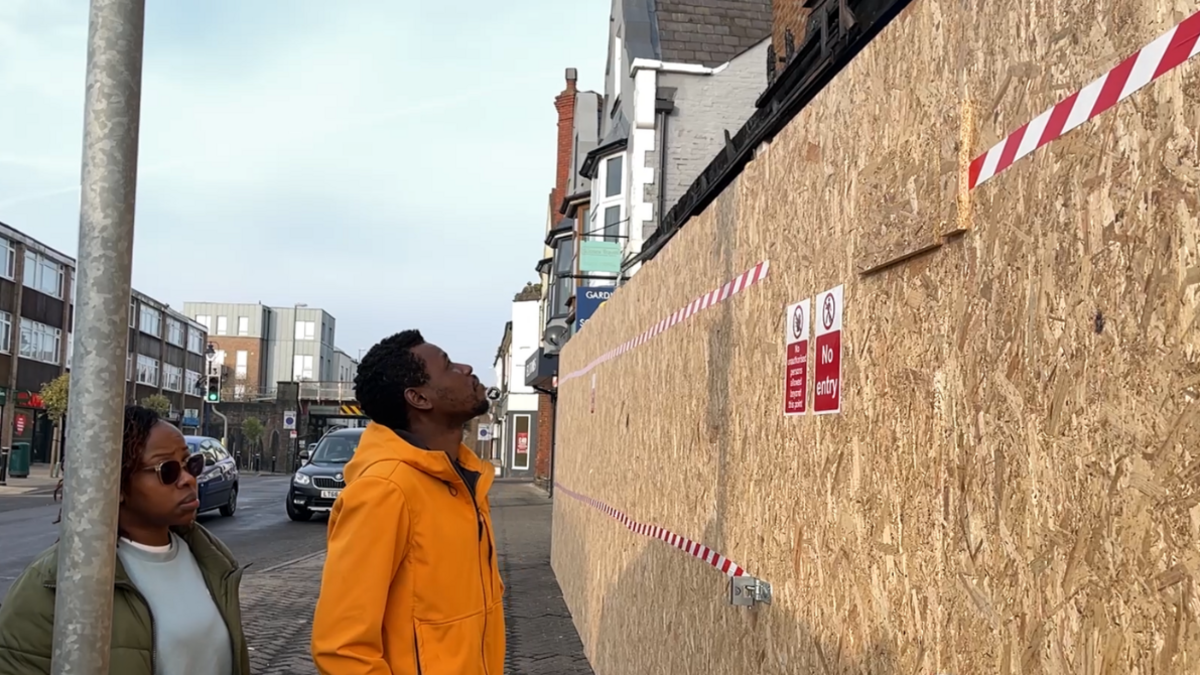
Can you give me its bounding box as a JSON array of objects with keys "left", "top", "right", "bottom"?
[
  {"left": 970, "top": 10, "right": 1200, "bottom": 189},
  {"left": 555, "top": 482, "right": 749, "bottom": 578},
  {"left": 339, "top": 404, "right": 364, "bottom": 416},
  {"left": 559, "top": 260, "right": 770, "bottom": 385}
]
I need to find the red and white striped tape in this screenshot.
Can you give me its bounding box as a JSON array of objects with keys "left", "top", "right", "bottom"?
[
  {"left": 969, "top": 10, "right": 1200, "bottom": 189},
  {"left": 555, "top": 482, "right": 749, "bottom": 577},
  {"left": 559, "top": 260, "right": 770, "bottom": 385}
]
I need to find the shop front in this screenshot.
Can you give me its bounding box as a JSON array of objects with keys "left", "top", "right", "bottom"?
[{"left": 13, "top": 391, "right": 52, "bottom": 465}]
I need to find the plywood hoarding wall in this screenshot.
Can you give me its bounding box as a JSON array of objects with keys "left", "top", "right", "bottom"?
[{"left": 551, "top": 1, "right": 1200, "bottom": 673}]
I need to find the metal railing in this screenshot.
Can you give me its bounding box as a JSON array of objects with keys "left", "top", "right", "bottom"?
[{"left": 298, "top": 381, "right": 357, "bottom": 401}]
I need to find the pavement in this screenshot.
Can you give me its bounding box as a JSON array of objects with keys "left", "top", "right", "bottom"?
[
  {"left": 0, "top": 475, "right": 593, "bottom": 674},
  {"left": 492, "top": 483, "right": 595, "bottom": 675},
  {"left": 0, "top": 463, "right": 60, "bottom": 497}
]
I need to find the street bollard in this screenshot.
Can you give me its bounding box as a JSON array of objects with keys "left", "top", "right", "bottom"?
[{"left": 0, "top": 446, "right": 8, "bottom": 486}]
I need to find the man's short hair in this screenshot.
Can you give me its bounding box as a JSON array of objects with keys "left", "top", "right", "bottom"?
[{"left": 354, "top": 330, "right": 428, "bottom": 430}]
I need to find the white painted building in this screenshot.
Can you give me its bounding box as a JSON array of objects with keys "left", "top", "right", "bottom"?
[
  {"left": 582, "top": 0, "right": 771, "bottom": 282},
  {"left": 491, "top": 298, "right": 542, "bottom": 479}
]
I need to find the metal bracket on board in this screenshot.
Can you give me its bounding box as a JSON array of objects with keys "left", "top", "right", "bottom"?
[{"left": 730, "top": 576, "right": 772, "bottom": 607}]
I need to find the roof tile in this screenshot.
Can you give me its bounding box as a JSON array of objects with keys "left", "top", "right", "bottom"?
[{"left": 653, "top": 0, "right": 771, "bottom": 67}]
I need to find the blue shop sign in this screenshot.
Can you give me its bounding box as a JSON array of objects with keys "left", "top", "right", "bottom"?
[{"left": 575, "top": 286, "right": 615, "bottom": 332}]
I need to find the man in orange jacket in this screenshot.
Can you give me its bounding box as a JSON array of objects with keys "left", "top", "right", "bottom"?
[{"left": 311, "top": 330, "right": 505, "bottom": 675}]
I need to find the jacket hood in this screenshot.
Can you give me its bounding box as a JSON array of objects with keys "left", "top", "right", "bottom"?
[{"left": 349, "top": 422, "right": 493, "bottom": 492}]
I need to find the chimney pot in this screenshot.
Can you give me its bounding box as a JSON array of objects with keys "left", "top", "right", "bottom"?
[{"left": 565, "top": 67, "right": 578, "bottom": 82}]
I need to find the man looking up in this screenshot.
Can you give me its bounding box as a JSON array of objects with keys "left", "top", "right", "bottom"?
[{"left": 312, "top": 330, "right": 504, "bottom": 675}]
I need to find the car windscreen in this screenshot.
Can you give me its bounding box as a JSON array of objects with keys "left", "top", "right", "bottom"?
[
  {"left": 310, "top": 435, "right": 360, "bottom": 464},
  {"left": 187, "top": 441, "right": 201, "bottom": 454}
]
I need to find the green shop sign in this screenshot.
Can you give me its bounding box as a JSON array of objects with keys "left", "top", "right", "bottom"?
[{"left": 578, "top": 240, "right": 622, "bottom": 274}]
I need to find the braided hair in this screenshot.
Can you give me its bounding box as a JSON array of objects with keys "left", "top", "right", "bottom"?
[{"left": 54, "top": 405, "right": 161, "bottom": 523}]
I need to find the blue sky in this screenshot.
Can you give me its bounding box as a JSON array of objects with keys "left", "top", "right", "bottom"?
[{"left": 0, "top": 0, "right": 610, "bottom": 385}]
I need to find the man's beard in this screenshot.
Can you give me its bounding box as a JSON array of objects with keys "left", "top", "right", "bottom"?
[{"left": 470, "top": 397, "right": 491, "bottom": 417}]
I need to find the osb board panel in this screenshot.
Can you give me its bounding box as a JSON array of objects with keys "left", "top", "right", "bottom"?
[
  {"left": 551, "top": 1, "right": 1200, "bottom": 674},
  {"left": 849, "top": 3, "right": 959, "bottom": 273}
]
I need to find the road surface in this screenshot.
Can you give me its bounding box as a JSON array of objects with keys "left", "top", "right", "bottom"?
[{"left": 0, "top": 475, "right": 326, "bottom": 601}]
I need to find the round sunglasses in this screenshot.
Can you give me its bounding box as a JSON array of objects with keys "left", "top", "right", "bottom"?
[{"left": 138, "top": 453, "right": 207, "bottom": 485}]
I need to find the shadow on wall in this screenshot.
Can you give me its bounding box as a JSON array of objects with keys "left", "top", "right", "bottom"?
[{"left": 590, "top": 516, "right": 898, "bottom": 675}]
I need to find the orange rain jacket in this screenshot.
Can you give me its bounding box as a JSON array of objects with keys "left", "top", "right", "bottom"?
[{"left": 311, "top": 423, "right": 505, "bottom": 675}]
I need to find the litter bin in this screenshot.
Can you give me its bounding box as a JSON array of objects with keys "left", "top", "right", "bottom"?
[{"left": 8, "top": 441, "right": 30, "bottom": 478}]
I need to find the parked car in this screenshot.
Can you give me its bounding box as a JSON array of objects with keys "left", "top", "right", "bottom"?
[
  {"left": 286, "top": 427, "right": 364, "bottom": 522},
  {"left": 185, "top": 435, "right": 239, "bottom": 517}
]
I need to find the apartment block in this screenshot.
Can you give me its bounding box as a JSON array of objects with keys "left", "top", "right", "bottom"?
[
  {"left": 0, "top": 221, "right": 74, "bottom": 465},
  {"left": 127, "top": 290, "right": 208, "bottom": 431},
  {"left": 183, "top": 302, "right": 273, "bottom": 400},
  {"left": 267, "top": 306, "right": 336, "bottom": 385},
  {"left": 182, "top": 302, "right": 340, "bottom": 398}
]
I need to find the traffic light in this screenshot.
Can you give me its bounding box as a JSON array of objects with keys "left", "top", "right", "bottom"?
[{"left": 205, "top": 375, "right": 221, "bottom": 403}]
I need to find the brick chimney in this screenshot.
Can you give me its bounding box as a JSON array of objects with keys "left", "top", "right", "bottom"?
[
  {"left": 552, "top": 67, "right": 578, "bottom": 210},
  {"left": 772, "top": 0, "right": 810, "bottom": 72}
]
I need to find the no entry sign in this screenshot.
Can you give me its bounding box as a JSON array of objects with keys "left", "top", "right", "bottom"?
[
  {"left": 783, "top": 298, "right": 810, "bottom": 416},
  {"left": 813, "top": 285, "right": 843, "bottom": 415}
]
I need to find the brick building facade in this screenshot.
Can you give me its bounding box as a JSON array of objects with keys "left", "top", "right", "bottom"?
[{"left": 770, "top": 0, "right": 810, "bottom": 75}]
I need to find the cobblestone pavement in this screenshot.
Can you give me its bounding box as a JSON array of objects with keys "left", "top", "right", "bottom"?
[
  {"left": 241, "top": 552, "right": 323, "bottom": 674},
  {"left": 492, "top": 482, "right": 595, "bottom": 675},
  {"left": 241, "top": 481, "right": 593, "bottom": 674}
]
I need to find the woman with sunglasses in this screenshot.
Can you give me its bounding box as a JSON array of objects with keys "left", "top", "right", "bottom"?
[{"left": 0, "top": 405, "right": 251, "bottom": 675}]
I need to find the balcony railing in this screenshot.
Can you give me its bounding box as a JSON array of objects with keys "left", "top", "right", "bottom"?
[{"left": 298, "top": 381, "right": 357, "bottom": 401}]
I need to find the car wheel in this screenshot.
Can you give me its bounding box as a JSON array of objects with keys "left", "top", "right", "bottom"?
[
  {"left": 220, "top": 484, "right": 238, "bottom": 517},
  {"left": 286, "top": 492, "right": 313, "bottom": 522}
]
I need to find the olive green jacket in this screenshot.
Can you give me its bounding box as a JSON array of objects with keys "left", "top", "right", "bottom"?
[{"left": 0, "top": 524, "right": 250, "bottom": 675}]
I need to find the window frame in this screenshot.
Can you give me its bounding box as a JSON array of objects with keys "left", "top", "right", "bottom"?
[
  {"left": 0, "top": 238, "right": 15, "bottom": 280},
  {"left": 136, "top": 354, "right": 160, "bottom": 386},
  {"left": 293, "top": 354, "right": 314, "bottom": 380},
  {"left": 511, "top": 414, "right": 531, "bottom": 470},
  {"left": 19, "top": 318, "right": 61, "bottom": 365},
  {"left": 549, "top": 239, "right": 575, "bottom": 319},
  {"left": 0, "top": 310, "right": 12, "bottom": 354},
  {"left": 22, "top": 251, "right": 64, "bottom": 298},
  {"left": 163, "top": 363, "right": 183, "bottom": 392},
  {"left": 138, "top": 305, "right": 162, "bottom": 337},
  {"left": 591, "top": 150, "right": 626, "bottom": 249},
  {"left": 186, "top": 368, "right": 202, "bottom": 395},
  {"left": 235, "top": 350, "right": 248, "bottom": 379},
  {"left": 215, "top": 316, "right": 228, "bottom": 336},
  {"left": 165, "top": 318, "right": 184, "bottom": 346},
  {"left": 187, "top": 327, "right": 204, "bottom": 354},
  {"left": 295, "top": 320, "right": 316, "bottom": 340},
  {"left": 237, "top": 316, "right": 249, "bottom": 336}
]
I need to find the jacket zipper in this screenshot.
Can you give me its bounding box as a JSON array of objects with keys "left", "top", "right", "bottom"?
[{"left": 414, "top": 630, "right": 423, "bottom": 674}]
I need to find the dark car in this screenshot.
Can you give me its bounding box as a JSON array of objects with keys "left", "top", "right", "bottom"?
[
  {"left": 287, "top": 427, "right": 364, "bottom": 522},
  {"left": 185, "top": 435, "right": 240, "bottom": 517}
]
